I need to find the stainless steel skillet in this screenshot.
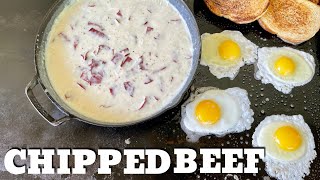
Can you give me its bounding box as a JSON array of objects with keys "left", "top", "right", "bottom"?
[{"left": 25, "top": 0, "right": 201, "bottom": 127}]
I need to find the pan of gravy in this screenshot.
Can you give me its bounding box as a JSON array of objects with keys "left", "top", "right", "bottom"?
[{"left": 27, "top": 0, "right": 200, "bottom": 126}]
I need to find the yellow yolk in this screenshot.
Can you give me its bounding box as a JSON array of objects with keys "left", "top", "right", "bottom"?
[
  {"left": 274, "top": 56, "right": 296, "bottom": 76},
  {"left": 218, "top": 40, "right": 241, "bottom": 61},
  {"left": 195, "top": 100, "right": 221, "bottom": 125},
  {"left": 274, "top": 126, "right": 302, "bottom": 151}
]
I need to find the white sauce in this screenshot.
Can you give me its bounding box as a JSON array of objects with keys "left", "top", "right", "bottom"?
[{"left": 46, "top": 0, "right": 193, "bottom": 123}]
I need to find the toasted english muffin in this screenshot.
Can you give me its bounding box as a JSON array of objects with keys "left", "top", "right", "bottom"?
[
  {"left": 204, "top": 0, "right": 270, "bottom": 24},
  {"left": 259, "top": 0, "right": 320, "bottom": 45},
  {"left": 309, "top": 0, "right": 319, "bottom": 4}
]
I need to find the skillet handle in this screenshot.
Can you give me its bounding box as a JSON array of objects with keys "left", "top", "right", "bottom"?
[{"left": 25, "top": 75, "right": 71, "bottom": 126}]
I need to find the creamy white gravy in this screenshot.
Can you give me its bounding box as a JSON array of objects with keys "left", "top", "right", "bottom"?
[{"left": 46, "top": 0, "right": 193, "bottom": 123}]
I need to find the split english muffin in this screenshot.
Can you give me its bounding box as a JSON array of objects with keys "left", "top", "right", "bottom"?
[
  {"left": 309, "top": 0, "right": 319, "bottom": 4},
  {"left": 258, "top": 0, "right": 320, "bottom": 45},
  {"left": 203, "top": 0, "right": 270, "bottom": 24}
]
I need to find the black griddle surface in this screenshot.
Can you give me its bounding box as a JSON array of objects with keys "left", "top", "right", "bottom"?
[{"left": 0, "top": 0, "right": 319, "bottom": 179}]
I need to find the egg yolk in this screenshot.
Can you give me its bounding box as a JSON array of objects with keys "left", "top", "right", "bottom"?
[
  {"left": 274, "top": 126, "right": 302, "bottom": 151},
  {"left": 274, "top": 56, "right": 296, "bottom": 76},
  {"left": 218, "top": 40, "right": 241, "bottom": 61},
  {"left": 195, "top": 100, "right": 221, "bottom": 125}
]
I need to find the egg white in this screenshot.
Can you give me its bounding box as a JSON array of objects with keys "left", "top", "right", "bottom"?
[
  {"left": 181, "top": 87, "right": 254, "bottom": 142},
  {"left": 201, "top": 30, "right": 258, "bottom": 80},
  {"left": 252, "top": 115, "right": 317, "bottom": 180},
  {"left": 255, "top": 47, "right": 316, "bottom": 94}
]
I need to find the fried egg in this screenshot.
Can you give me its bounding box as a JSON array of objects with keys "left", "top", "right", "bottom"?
[
  {"left": 252, "top": 115, "right": 317, "bottom": 180},
  {"left": 181, "top": 87, "right": 254, "bottom": 142},
  {"left": 201, "top": 30, "right": 258, "bottom": 80},
  {"left": 255, "top": 47, "right": 316, "bottom": 94}
]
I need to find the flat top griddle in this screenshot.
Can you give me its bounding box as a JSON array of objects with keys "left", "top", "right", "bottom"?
[{"left": 0, "top": 0, "right": 319, "bottom": 179}]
